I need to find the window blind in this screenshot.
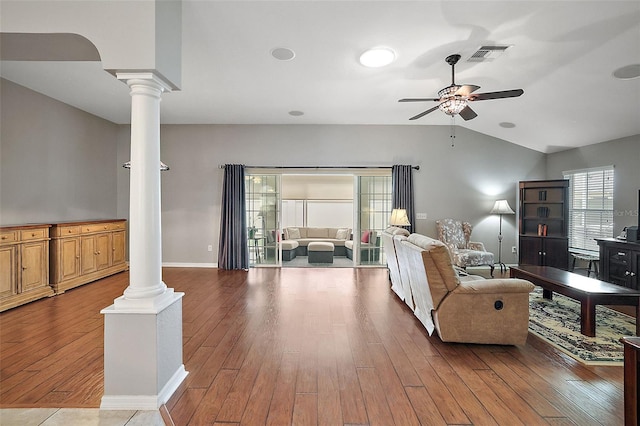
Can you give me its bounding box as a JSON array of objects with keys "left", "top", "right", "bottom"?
[{"left": 563, "top": 166, "right": 614, "bottom": 252}]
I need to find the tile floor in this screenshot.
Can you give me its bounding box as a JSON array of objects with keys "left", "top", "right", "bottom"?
[{"left": 0, "top": 408, "right": 166, "bottom": 426}]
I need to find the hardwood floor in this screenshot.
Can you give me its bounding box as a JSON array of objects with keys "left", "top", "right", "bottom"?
[{"left": 0, "top": 267, "right": 626, "bottom": 425}]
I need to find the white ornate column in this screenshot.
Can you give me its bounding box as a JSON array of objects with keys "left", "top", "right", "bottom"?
[{"left": 101, "top": 72, "right": 187, "bottom": 410}]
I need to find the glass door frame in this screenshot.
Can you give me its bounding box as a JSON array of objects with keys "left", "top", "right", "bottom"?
[{"left": 245, "top": 168, "right": 392, "bottom": 268}]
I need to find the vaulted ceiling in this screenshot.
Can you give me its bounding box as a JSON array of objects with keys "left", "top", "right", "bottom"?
[{"left": 1, "top": 1, "right": 639, "bottom": 153}]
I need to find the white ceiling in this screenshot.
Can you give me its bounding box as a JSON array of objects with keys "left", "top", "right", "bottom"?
[{"left": 1, "top": 1, "right": 639, "bottom": 153}]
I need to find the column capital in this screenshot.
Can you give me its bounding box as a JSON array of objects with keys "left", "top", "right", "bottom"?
[{"left": 116, "top": 71, "right": 173, "bottom": 94}]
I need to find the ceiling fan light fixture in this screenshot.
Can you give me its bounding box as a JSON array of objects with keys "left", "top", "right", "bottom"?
[
  {"left": 438, "top": 98, "right": 468, "bottom": 115},
  {"left": 437, "top": 85, "right": 467, "bottom": 115},
  {"left": 359, "top": 47, "right": 396, "bottom": 68}
]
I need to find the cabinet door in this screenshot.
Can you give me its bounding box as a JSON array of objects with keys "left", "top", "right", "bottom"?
[
  {"left": 21, "top": 241, "right": 48, "bottom": 292},
  {"left": 81, "top": 236, "right": 98, "bottom": 274},
  {"left": 0, "top": 245, "right": 18, "bottom": 298},
  {"left": 58, "top": 238, "right": 80, "bottom": 282},
  {"left": 519, "top": 236, "right": 542, "bottom": 265},
  {"left": 95, "top": 234, "right": 111, "bottom": 271},
  {"left": 607, "top": 247, "right": 632, "bottom": 288},
  {"left": 543, "top": 238, "right": 568, "bottom": 269},
  {"left": 112, "top": 231, "right": 126, "bottom": 265}
]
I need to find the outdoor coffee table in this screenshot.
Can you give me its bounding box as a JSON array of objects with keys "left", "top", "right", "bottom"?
[{"left": 510, "top": 265, "right": 640, "bottom": 337}]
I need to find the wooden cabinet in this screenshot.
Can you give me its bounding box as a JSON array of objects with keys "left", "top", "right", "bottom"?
[
  {"left": 0, "top": 224, "right": 54, "bottom": 312},
  {"left": 598, "top": 238, "right": 640, "bottom": 290},
  {"left": 50, "top": 220, "right": 127, "bottom": 294},
  {"left": 519, "top": 180, "right": 569, "bottom": 269}
]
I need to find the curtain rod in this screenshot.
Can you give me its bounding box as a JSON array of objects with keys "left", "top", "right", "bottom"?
[{"left": 218, "top": 165, "right": 420, "bottom": 170}]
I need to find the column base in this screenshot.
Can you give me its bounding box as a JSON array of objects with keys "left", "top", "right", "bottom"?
[
  {"left": 112, "top": 284, "right": 176, "bottom": 313},
  {"left": 101, "top": 291, "right": 187, "bottom": 410}
]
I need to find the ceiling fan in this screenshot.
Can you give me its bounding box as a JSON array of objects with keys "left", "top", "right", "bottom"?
[{"left": 399, "top": 54, "right": 524, "bottom": 121}]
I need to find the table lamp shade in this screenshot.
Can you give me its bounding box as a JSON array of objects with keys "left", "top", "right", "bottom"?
[
  {"left": 490, "top": 200, "right": 515, "bottom": 215},
  {"left": 390, "top": 208, "right": 411, "bottom": 226}
]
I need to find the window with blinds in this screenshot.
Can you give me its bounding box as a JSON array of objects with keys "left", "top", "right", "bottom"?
[{"left": 563, "top": 166, "right": 614, "bottom": 252}]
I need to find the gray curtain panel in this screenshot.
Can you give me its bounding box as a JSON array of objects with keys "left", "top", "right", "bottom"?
[
  {"left": 392, "top": 164, "right": 415, "bottom": 234},
  {"left": 218, "top": 164, "right": 249, "bottom": 270}
]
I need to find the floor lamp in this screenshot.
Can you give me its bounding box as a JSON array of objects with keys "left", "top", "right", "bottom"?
[{"left": 490, "top": 200, "right": 515, "bottom": 273}]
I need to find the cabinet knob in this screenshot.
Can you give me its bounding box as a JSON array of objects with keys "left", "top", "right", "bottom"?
[
  {"left": 538, "top": 252, "right": 542, "bottom": 255},
  {"left": 68, "top": 230, "right": 72, "bottom": 233},
  {"left": 32, "top": 233, "right": 36, "bottom": 237},
  {"left": 625, "top": 271, "right": 631, "bottom": 276},
  {"left": 76, "top": 255, "right": 80, "bottom": 259},
  {"left": 631, "top": 272, "right": 637, "bottom": 277},
  {"left": 22, "top": 266, "right": 27, "bottom": 270},
  {"left": 1, "top": 236, "right": 6, "bottom": 240},
  {"left": 618, "top": 252, "right": 626, "bottom": 256}
]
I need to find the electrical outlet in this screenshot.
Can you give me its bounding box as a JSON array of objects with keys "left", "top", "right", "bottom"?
[
  {"left": 511, "top": 246, "right": 517, "bottom": 253},
  {"left": 416, "top": 212, "right": 428, "bottom": 220},
  {"left": 207, "top": 245, "right": 213, "bottom": 252}
]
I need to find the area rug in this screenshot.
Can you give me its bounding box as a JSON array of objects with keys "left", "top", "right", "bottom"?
[{"left": 528, "top": 287, "right": 636, "bottom": 365}]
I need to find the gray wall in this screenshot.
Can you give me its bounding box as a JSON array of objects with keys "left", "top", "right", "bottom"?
[
  {"left": 121, "top": 124, "right": 545, "bottom": 265},
  {"left": 0, "top": 78, "right": 120, "bottom": 225},
  {"left": 17, "top": 79, "right": 630, "bottom": 267},
  {"left": 546, "top": 135, "right": 640, "bottom": 235}
]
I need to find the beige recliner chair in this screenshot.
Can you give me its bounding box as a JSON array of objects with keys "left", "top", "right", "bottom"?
[{"left": 400, "top": 234, "right": 534, "bottom": 345}]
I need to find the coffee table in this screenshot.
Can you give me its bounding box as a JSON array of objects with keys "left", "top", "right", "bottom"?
[{"left": 510, "top": 265, "right": 640, "bottom": 337}]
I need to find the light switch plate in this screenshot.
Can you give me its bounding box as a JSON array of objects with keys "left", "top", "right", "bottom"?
[{"left": 416, "top": 213, "right": 427, "bottom": 220}]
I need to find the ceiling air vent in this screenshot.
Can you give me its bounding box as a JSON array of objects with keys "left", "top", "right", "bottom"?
[{"left": 468, "top": 45, "right": 511, "bottom": 62}]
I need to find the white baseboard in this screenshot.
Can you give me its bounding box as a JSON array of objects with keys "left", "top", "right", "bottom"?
[
  {"left": 162, "top": 262, "right": 218, "bottom": 268},
  {"left": 100, "top": 365, "right": 188, "bottom": 410}
]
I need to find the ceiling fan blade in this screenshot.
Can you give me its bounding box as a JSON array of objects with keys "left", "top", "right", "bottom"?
[
  {"left": 454, "top": 85, "right": 481, "bottom": 97},
  {"left": 469, "top": 89, "right": 524, "bottom": 101},
  {"left": 399, "top": 98, "right": 439, "bottom": 102},
  {"left": 459, "top": 106, "right": 477, "bottom": 121},
  {"left": 409, "top": 106, "right": 440, "bottom": 120}
]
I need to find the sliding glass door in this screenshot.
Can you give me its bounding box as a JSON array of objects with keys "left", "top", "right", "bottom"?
[
  {"left": 355, "top": 175, "right": 392, "bottom": 266},
  {"left": 245, "top": 173, "right": 281, "bottom": 266},
  {"left": 245, "top": 170, "right": 392, "bottom": 268}
]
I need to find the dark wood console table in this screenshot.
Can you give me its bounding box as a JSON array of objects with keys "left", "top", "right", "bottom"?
[
  {"left": 510, "top": 265, "right": 640, "bottom": 337},
  {"left": 622, "top": 336, "right": 640, "bottom": 426}
]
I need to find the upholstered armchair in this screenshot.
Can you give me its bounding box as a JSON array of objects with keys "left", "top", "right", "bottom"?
[
  {"left": 399, "top": 234, "right": 534, "bottom": 345},
  {"left": 436, "top": 218, "right": 495, "bottom": 276}
]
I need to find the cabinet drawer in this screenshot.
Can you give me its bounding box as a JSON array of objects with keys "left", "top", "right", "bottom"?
[
  {"left": 20, "top": 229, "right": 47, "bottom": 241},
  {"left": 0, "top": 231, "right": 18, "bottom": 245},
  {"left": 111, "top": 222, "right": 126, "bottom": 231},
  {"left": 53, "top": 226, "right": 81, "bottom": 237},
  {"left": 82, "top": 224, "right": 111, "bottom": 234}
]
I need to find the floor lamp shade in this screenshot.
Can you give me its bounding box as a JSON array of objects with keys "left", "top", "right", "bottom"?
[
  {"left": 490, "top": 199, "right": 515, "bottom": 215},
  {"left": 389, "top": 208, "right": 411, "bottom": 226}
]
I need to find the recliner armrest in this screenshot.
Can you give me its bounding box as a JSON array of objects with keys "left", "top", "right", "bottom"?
[{"left": 454, "top": 278, "right": 534, "bottom": 294}]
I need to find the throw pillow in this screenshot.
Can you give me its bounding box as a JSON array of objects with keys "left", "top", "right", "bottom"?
[
  {"left": 361, "top": 230, "right": 370, "bottom": 243},
  {"left": 287, "top": 227, "right": 301, "bottom": 239},
  {"left": 336, "top": 228, "right": 349, "bottom": 240}
]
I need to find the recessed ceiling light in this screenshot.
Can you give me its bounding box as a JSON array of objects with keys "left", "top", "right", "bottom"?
[
  {"left": 613, "top": 64, "right": 640, "bottom": 80},
  {"left": 271, "top": 47, "right": 296, "bottom": 61},
  {"left": 499, "top": 122, "right": 516, "bottom": 128},
  {"left": 289, "top": 110, "right": 304, "bottom": 116},
  {"left": 359, "top": 47, "right": 396, "bottom": 68}
]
